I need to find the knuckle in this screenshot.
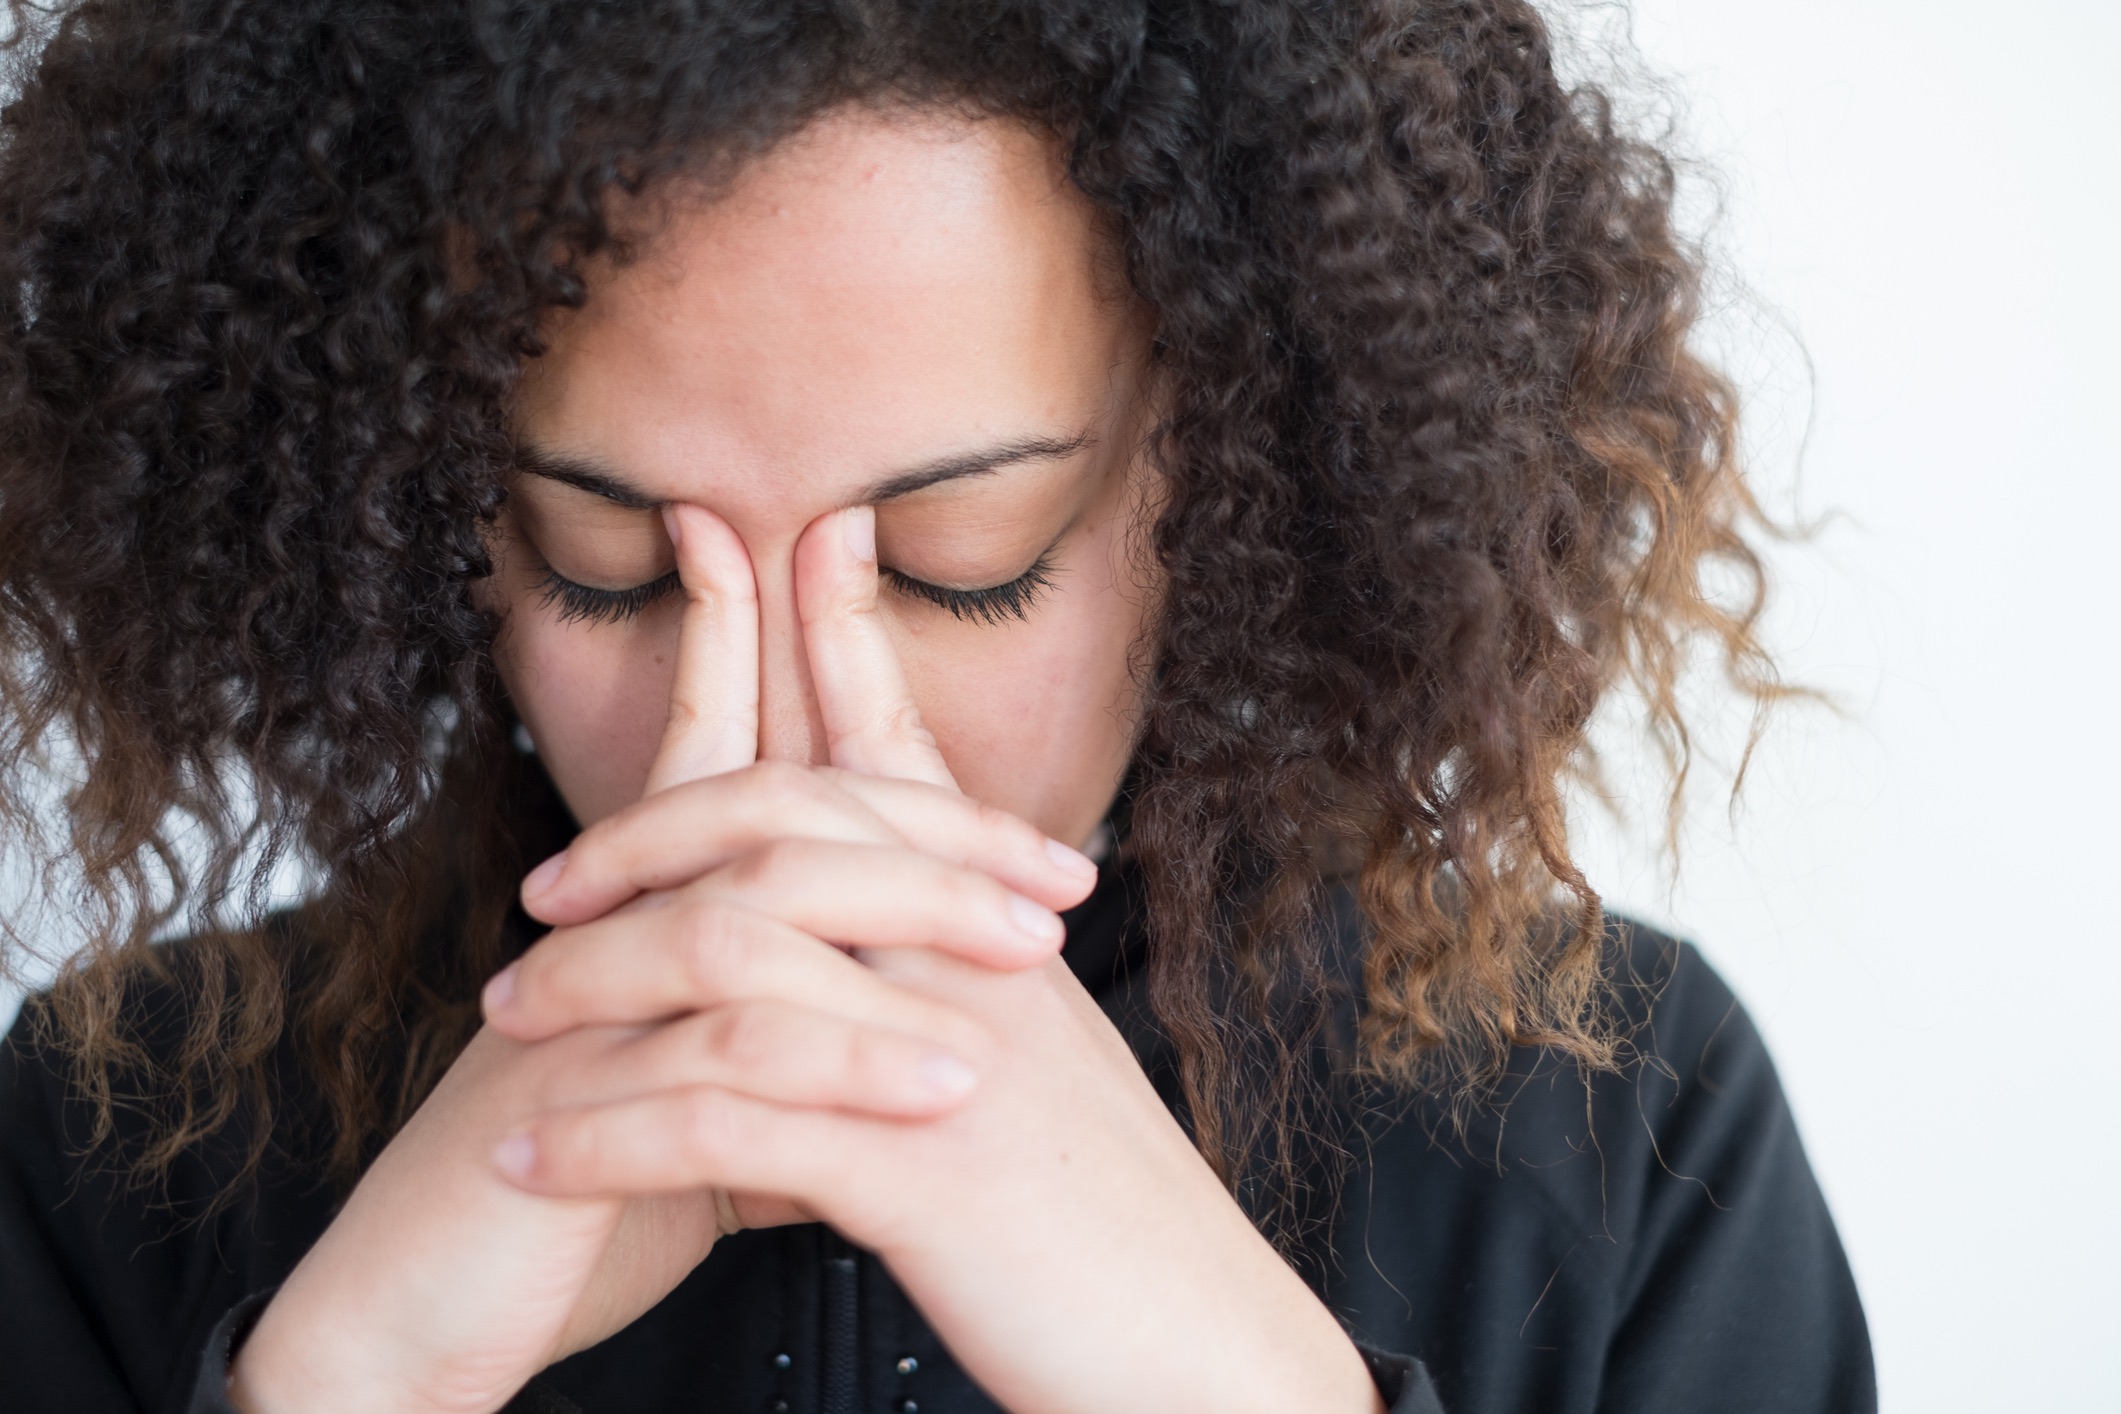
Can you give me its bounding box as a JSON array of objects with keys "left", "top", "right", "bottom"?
[
  {"left": 678, "top": 902, "right": 736, "bottom": 976},
  {"left": 526, "top": 1070, "right": 567, "bottom": 1113},
  {"left": 572, "top": 805, "right": 659, "bottom": 884},
  {"left": 837, "top": 1025, "right": 887, "bottom": 1087},
  {"left": 779, "top": 764, "right": 863, "bottom": 827},
  {"left": 662, "top": 697, "right": 705, "bottom": 735},
  {"left": 683, "top": 908, "right": 763, "bottom": 991},
  {"left": 740, "top": 836, "right": 814, "bottom": 892},
  {"left": 704, "top": 1004, "right": 781, "bottom": 1070},
  {"left": 526, "top": 1050, "right": 588, "bottom": 1113},
  {"left": 676, "top": 1090, "right": 741, "bottom": 1165},
  {"left": 739, "top": 758, "right": 824, "bottom": 810},
  {"left": 558, "top": 820, "right": 616, "bottom": 879},
  {"left": 503, "top": 949, "right": 551, "bottom": 1010},
  {"left": 662, "top": 775, "right": 724, "bottom": 817},
  {"left": 508, "top": 940, "right": 582, "bottom": 1018},
  {"left": 530, "top": 1116, "right": 583, "bottom": 1177},
  {"left": 938, "top": 859, "right": 1003, "bottom": 917},
  {"left": 973, "top": 799, "right": 1037, "bottom": 853},
  {"left": 719, "top": 842, "right": 779, "bottom": 893},
  {"left": 878, "top": 699, "right": 933, "bottom": 745}
]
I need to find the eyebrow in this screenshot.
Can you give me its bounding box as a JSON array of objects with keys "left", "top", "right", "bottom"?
[{"left": 512, "top": 432, "right": 1095, "bottom": 510}]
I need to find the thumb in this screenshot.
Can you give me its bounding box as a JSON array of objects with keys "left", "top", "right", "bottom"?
[{"left": 642, "top": 504, "right": 760, "bottom": 796}]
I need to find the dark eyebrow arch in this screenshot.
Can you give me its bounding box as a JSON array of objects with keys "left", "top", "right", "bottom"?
[
  {"left": 858, "top": 432, "right": 1095, "bottom": 502},
  {"left": 512, "top": 446, "right": 662, "bottom": 510},
  {"left": 512, "top": 431, "right": 1095, "bottom": 510}
]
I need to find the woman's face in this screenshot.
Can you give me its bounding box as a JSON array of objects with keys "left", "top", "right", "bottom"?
[{"left": 486, "top": 108, "right": 1159, "bottom": 847}]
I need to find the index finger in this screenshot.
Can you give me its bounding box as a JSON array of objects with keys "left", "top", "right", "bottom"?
[
  {"left": 794, "top": 505, "right": 957, "bottom": 788},
  {"left": 643, "top": 504, "right": 759, "bottom": 795}
]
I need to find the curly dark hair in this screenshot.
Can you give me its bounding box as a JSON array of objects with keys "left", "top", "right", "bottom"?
[{"left": 0, "top": 0, "right": 1777, "bottom": 1210}]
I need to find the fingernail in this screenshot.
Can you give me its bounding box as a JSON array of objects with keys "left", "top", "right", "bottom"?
[
  {"left": 482, "top": 962, "right": 518, "bottom": 1014},
  {"left": 1045, "top": 836, "right": 1098, "bottom": 879},
  {"left": 1008, "top": 892, "right": 1065, "bottom": 949},
  {"left": 661, "top": 504, "right": 686, "bottom": 549},
  {"left": 493, "top": 1131, "right": 537, "bottom": 1182},
  {"left": 918, "top": 1051, "right": 977, "bottom": 1099},
  {"left": 523, "top": 850, "right": 569, "bottom": 898},
  {"left": 841, "top": 505, "right": 875, "bottom": 563}
]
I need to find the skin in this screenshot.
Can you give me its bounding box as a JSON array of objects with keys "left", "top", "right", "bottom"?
[
  {"left": 493, "top": 104, "right": 1150, "bottom": 841},
  {"left": 228, "top": 109, "right": 1384, "bottom": 1414}
]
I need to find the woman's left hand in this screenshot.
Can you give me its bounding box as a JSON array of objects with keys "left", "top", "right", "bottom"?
[{"left": 485, "top": 505, "right": 1384, "bottom": 1414}]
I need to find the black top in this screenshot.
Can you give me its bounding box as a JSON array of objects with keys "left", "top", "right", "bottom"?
[{"left": 0, "top": 858, "right": 1874, "bottom": 1414}]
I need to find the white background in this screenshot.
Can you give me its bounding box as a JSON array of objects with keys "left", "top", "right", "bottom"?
[
  {"left": 5, "top": 3, "right": 2118, "bottom": 1410},
  {"left": 1562, "top": 2, "right": 2121, "bottom": 1410}
]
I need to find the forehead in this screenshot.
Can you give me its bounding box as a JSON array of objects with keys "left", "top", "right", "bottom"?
[{"left": 515, "top": 107, "right": 1128, "bottom": 523}]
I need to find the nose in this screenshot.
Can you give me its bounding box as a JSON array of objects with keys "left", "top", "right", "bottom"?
[{"left": 748, "top": 539, "right": 830, "bottom": 765}]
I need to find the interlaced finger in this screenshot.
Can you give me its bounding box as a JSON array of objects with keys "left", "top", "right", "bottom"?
[
  {"left": 485, "top": 893, "right": 979, "bottom": 1045},
  {"left": 539, "top": 998, "right": 982, "bottom": 1120},
  {"left": 520, "top": 762, "right": 1097, "bottom": 926},
  {"left": 698, "top": 837, "right": 1064, "bottom": 967},
  {"left": 496, "top": 1085, "right": 872, "bottom": 1202}
]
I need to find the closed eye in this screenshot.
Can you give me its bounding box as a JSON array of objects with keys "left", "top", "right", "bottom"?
[
  {"left": 532, "top": 555, "right": 1056, "bottom": 627},
  {"left": 883, "top": 555, "right": 1055, "bottom": 625},
  {"left": 535, "top": 566, "right": 681, "bottom": 625}
]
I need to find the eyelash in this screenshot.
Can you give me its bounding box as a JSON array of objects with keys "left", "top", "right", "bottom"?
[
  {"left": 533, "top": 555, "right": 1056, "bottom": 627},
  {"left": 536, "top": 567, "right": 681, "bottom": 626},
  {"left": 882, "top": 556, "right": 1056, "bottom": 625}
]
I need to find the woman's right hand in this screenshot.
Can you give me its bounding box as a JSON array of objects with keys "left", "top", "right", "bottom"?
[{"left": 225, "top": 507, "right": 1097, "bottom": 1414}]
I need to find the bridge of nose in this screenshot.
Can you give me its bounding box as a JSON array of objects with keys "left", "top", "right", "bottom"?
[{"left": 739, "top": 527, "right": 832, "bottom": 767}]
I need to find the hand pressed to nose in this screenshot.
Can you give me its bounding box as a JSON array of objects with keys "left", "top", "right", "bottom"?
[
  {"left": 227, "top": 503, "right": 1094, "bottom": 1414},
  {"left": 484, "top": 494, "right": 1099, "bottom": 1154},
  {"left": 237, "top": 499, "right": 1377, "bottom": 1414},
  {"left": 487, "top": 507, "right": 1386, "bottom": 1414},
  {"left": 484, "top": 503, "right": 1094, "bottom": 1042}
]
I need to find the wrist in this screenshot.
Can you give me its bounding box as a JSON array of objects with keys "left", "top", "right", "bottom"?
[
  {"left": 222, "top": 1299, "right": 303, "bottom": 1414},
  {"left": 224, "top": 1296, "right": 361, "bottom": 1414},
  {"left": 226, "top": 1291, "right": 455, "bottom": 1414}
]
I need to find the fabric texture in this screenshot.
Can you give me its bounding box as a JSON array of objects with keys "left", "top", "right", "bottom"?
[{"left": 0, "top": 848, "right": 1873, "bottom": 1414}]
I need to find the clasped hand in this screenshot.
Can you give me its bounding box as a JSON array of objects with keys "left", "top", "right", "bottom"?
[{"left": 230, "top": 505, "right": 1382, "bottom": 1414}]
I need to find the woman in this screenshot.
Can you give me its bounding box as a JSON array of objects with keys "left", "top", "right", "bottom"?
[{"left": 0, "top": 1, "right": 1873, "bottom": 1412}]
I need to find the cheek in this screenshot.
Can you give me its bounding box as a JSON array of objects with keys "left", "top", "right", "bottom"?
[
  {"left": 891, "top": 584, "right": 1145, "bottom": 847},
  {"left": 493, "top": 608, "right": 681, "bottom": 827}
]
